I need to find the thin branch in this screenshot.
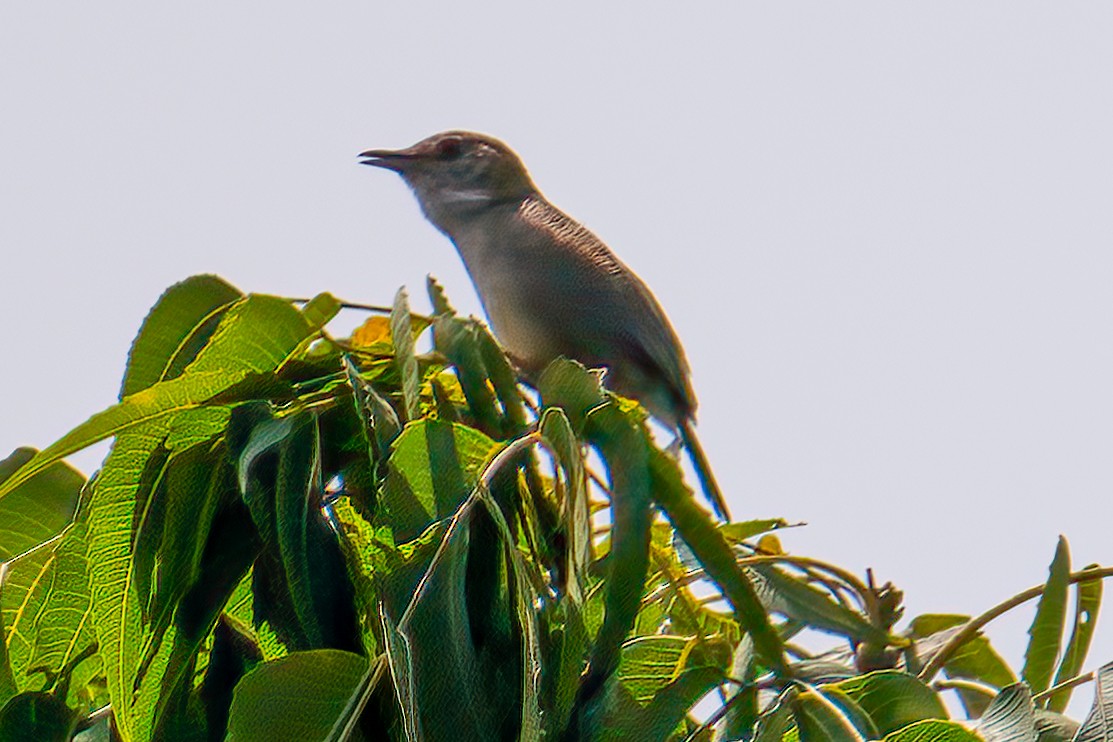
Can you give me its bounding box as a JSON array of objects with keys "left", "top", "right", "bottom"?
[
  {"left": 918, "top": 566, "right": 1113, "bottom": 682},
  {"left": 931, "top": 677, "right": 999, "bottom": 699},
  {"left": 1031, "top": 670, "right": 1096, "bottom": 704}
]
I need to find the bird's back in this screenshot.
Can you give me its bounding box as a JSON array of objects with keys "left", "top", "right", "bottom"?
[{"left": 452, "top": 194, "right": 697, "bottom": 427}]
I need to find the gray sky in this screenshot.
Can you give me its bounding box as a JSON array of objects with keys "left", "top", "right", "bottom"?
[{"left": 2, "top": 2, "right": 1112, "bottom": 711}]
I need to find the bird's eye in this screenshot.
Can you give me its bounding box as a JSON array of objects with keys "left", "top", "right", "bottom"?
[{"left": 436, "top": 138, "right": 463, "bottom": 160}]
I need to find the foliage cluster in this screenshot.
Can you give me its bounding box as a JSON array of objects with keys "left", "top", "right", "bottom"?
[{"left": 0, "top": 275, "right": 1110, "bottom": 741}]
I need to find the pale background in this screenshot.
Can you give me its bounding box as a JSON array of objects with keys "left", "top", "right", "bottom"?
[{"left": 2, "top": 2, "right": 1111, "bottom": 716}]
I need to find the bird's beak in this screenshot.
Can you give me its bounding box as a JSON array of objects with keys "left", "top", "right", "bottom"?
[{"left": 358, "top": 147, "right": 418, "bottom": 171}]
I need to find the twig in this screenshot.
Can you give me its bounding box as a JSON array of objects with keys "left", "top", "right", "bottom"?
[
  {"left": 1031, "top": 670, "right": 1096, "bottom": 704},
  {"left": 918, "top": 566, "right": 1113, "bottom": 682}
]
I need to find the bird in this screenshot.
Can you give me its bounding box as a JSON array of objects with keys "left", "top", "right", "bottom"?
[{"left": 359, "top": 131, "right": 729, "bottom": 520}]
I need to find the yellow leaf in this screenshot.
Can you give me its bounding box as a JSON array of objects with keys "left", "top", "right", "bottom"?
[
  {"left": 350, "top": 316, "right": 392, "bottom": 349},
  {"left": 758, "top": 534, "right": 784, "bottom": 555}
]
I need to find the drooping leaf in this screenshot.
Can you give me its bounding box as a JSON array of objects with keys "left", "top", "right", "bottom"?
[
  {"left": 0, "top": 449, "right": 83, "bottom": 562},
  {"left": 83, "top": 293, "right": 318, "bottom": 741},
  {"left": 564, "top": 402, "right": 654, "bottom": 737},
  {"left": 1022, "top": 537, "right": 1070, "bottom": 698},
  {"left": 647, "top": 445, "right": 786, "bottom": 676}
]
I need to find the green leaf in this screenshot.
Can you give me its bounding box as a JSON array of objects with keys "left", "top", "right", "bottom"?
[
  {"left": 390, "top": 288, "right": 421, "bottom": 422},
  {"left": 910, "top": 614, "right": 1017, "bottom": 717},
  {"left": 0, "top": 448, "right": 83, "bottom": 562},
  {"left": 226, "top": 650, "right": 370, "bottom": 742},
  {"left": 750, "top": 564, "right": 892, "bottom": 646},
  {"left": 1022, "top": 537, "right": 1070, "bottom": 697},
  {"left": 565, "top": 402, "right": 654, "bottom": 734},
  {"left": 832, "top": 670, "right": 948, "bottom": 736},
  {"left": 381, "top": 508, "right": 522, "bottom": 740},
  {"left": 1047, "top": 566, "right": 1102, "bottom": 712},
  {"left": 299, "top": 292, "right": 342, "bottom": 330},
  {"left": 719, "top": 518, "right": 793, "bottom": 544},
  {"left": 0, "top": 373, "right": 248, "bottom": 507},
  {"left": 0, "top": 690, "right": 79, "bottom": 742},
  {"left": 978, "top": 684, "right": 1037, "bottom": 742},
  {"left": 427, "top": 275, "right": 455, "bottom": 316},
  {"left": 380, "top": 419, "right": 500, "bottom": 543},
  {"left": 1033, "top": 709, "right": 1079, "bottom": 742},
  {"left": 1074, "top": 661, "right": 1113, "bottom": 742},
  {"left": 82, "top": 293, "right": 316, "bottom": 741},
  {"left": 647, "top": 445, "right": 787, "bottom": 676},
  {"left": 792, "top": 685, "right": 872, "bottom": 741},
  {"left": 537, "top": 358, "right": 606, "bottom": 433},
  {"left": 882, "top": 719, "right": 983, "bottom": 741},
  {"left": 1, "top": 493, "right": 103, "bottom": 713},
  {"left": 753, "top": 689, "right": 796, "bottom": 742},
  {"left": 539, "top": 408, "right": 590, "bottom": 605},
  {"left": 121, "top": 274, "right": 242, "bottom": 397},
  {"left": 431, "top": 315, "right": 503, "bottom": 437},
  {"left": 475, "top": 326, "right": 528, "bottom": 432}
]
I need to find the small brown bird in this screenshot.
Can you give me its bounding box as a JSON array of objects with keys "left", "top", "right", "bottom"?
[{"left": 360, "top": 131, "right": 728, "bottom": 520}]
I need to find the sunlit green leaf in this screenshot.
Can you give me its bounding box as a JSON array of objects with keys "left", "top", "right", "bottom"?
[{"left": 0, "top": 449, "right": 83, "bottom": 562}]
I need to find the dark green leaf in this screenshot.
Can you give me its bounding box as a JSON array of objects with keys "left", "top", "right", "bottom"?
[
  {"left": 537, "top": 358, "right": 606, "bottom": 433},
  {"left": 565, "top": 403, "right": 654, "bottom": 734},
  {"left": 431, "top": 315, "right": 503, "bottom": 437},
  {"left": 0, "top": 690, "right": 79, "bottom": 742},
  {"left": 226, "top": 650, "right": 370, "bottom": 742}
]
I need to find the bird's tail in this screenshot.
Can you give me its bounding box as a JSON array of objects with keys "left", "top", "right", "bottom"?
[{"left": 679, "top": 419, "right": 730, "bottom": 521}]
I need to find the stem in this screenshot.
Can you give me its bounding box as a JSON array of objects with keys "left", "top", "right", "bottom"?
[
  {"left": 918, "top": 566, "right": 1113, "bottom": 682},
  {"left": 1031, "top": 670, "right": 1096, "bottom": 704}
]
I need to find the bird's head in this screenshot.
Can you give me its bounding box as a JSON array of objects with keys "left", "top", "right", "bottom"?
[{"left": 360, "top": 131, "right": 537, "bottom": 226}]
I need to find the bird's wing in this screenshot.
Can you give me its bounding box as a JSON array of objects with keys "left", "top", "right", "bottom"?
[{"left": 518, "top": 197, "right": 697, "bottom": 418}]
